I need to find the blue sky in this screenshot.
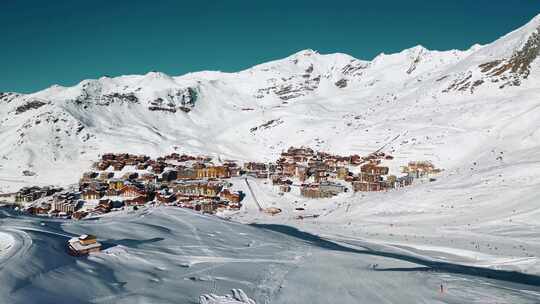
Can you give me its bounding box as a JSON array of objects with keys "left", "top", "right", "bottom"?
[{"left": 2, "top": 0, "right": 540, "bottom": 93}]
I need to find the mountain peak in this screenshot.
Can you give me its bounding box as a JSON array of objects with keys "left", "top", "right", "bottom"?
[
  {"left": 144, "top": 71, "right": 172, "bottom": 79},
  {"left": 292, "top": 49, "right": 319, "bottom": 57}
]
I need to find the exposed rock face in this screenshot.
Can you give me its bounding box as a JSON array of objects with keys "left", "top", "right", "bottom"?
[
  {"left": 15, "top": 100, "right": 48, "bottom": 114},
  {"left": 406, "top": 49, "right": 424, "bottom": 74},
  {"left": 479, "top": 27, "right": 540, "bottom": 88},
  {"left": 256, "top": 72, "right": 321, "bottom": 101},
  {"left": 100, "top": 92, "right": 139, "bottom": 105},
  {"left": 0, "top": 92, "right": 22, "bottom": 104},
  {"left": 335, "top": 78, "right": 348, "bottom": 88},
  {"left": 148, "top": 87, "right": 198, "bottom": 113},
  {"left": 341, "top": 59, "right": 368, "bottom": 77},
  {"left": 250, "top": 118, "right": 283, "bottom": 133}
]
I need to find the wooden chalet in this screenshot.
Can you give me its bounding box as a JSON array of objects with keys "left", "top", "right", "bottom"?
[{"left": 68, "top": 234, "right": 101, "bottom": 256}]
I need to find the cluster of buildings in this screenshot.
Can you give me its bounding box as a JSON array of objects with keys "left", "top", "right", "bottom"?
[
  {"left": 15, "top": 186, "right": 63, "bottom": 203},
  {"left": 246, "top": 147, "right": 441, "bottom": 199},
  {"left": 3, "top": 147, "right": 441, "bottom": 220},
  {"left": 9, "top": 153, "right": 244, "bottom": 219}
]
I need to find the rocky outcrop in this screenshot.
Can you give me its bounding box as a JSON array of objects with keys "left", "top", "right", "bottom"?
[
  {"left": 15, "top": 100, "right": 48, "bottom": 114},
  {"left": 479, "top": 27, "right": 540, "bottom": 88},
  {"left": 341, "top": 59, "right": 368, "bottom": 77},
  {"left": 335, "top": 78, "right": 348, "bottom": 88},
  {"left": 148, "top": 87, "right": 198, "bottom": 113}
]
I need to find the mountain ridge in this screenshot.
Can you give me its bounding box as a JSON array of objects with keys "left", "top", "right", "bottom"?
[{"left": 1, "top": 14, "right": 540, "bottom": 192}]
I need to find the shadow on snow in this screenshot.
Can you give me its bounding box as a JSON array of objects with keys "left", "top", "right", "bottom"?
[{"left": 251, "top": 223, "right": 540, "bottom": 288}]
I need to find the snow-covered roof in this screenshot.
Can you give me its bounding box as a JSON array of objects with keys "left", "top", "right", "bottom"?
[{"left": 68, "top": 238, "right": 101, "bottom": 251}]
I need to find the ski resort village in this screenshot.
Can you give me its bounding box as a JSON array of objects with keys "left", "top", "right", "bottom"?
[
  {"left": 1, "top": 147, "right": 440, "bottom": 220},
  {"left": 2, "top": 10, "right": 540, "bottom": 304}
]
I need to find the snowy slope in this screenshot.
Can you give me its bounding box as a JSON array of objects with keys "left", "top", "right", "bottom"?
[
  {"left": 1, "top": 207, "right": 539, "bottom": 304},
  {"left": 1, "top": 13, "right": 540, "bottom": 296},
  {"left": 1, "top": 15, "right": 539, "bottom": 192}
]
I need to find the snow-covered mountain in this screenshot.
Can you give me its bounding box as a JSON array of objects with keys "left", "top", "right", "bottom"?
[
  {"left": 2, "top": 14, "right": 540, "bottom": 304},
  {"left": 1, "top": 14, "right": 540, "bottom": 192}
]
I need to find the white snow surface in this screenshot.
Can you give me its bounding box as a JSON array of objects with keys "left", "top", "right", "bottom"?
[
  {"left": 1, "top": 207, "right": 540, "bottom": 304},
  {"left": 1, "top": 14, "right": 540, "bottom": 304},
  {"left": 200, "top": 289, "right": 256, "bottom": 304}
]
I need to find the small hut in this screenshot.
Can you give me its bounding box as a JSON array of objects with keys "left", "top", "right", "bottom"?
[{"left": 68, "top": 234, "right": 102, "bottom": 256}]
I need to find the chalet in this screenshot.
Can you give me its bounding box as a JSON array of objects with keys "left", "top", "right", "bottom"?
[
  {"left": 137, "top": 163, "right": 149, "bottom": 170},
  {"left": 313, "top": 169, "right": 329, "bottom": 183},
  {"left": 244, "top": 162, "right": 267, "bottom": 172},
  {"left": 295, "top": 165, "right": 308, "bottom": 181},
  {"left": 352, "top": 181, "right": 383, "bottom": 192},
  {"left": 53, "top": 192, "right": 80, "bottom": 203},
  {"left": 80, "top": 180, "right": 108, "bottom": 192},
  {"left": 122, "top": 172, "right": 139, "bottom": 180},
  {"left": 14, "top": 186, "right": 61, "bottom": 203},
  {"left": 282, "top": 163, "right": 296, "bottom": 176},
  {"left": 175, "top": 182, "right": 223, "bottom": 197},
  {"left": 98, "top": 199, "right": 112, "bottom": 210},
  {"left": 396, "top": 175, "right": 414, "bottom": 187},
  {"left": 162, "top": 170, "right": 178, "bottom": 181},
  {"left": 119, "top": 185, "right": 146, "bottom": 198},
  {"left": 96, "top": 161, "right": 110, "bottom": 171},
  {"left": 279, "top": 184, "right": 291, "bottom": 193},
  {"left": 385, "top": 175, "right": 397, "bottom": 188},
  {"left": 319, "top": 182, "right": 347, "bottom": 195},
  {"left": 350, "top": 154, "right": 362, "bottom": 165},
  {"left": 219, "top": 189, "right": 241, "bottom": 203},
  {"left": 151, "top": 164, "right": 165, "bottom": 174},
  {"left": 112, "top": 161, "right": 125, "bottom": 171},
  {"left": 81, "top": 172, "right": 98, "bottom": 181},
  {"left": 52, "top": 201, "right": 80, "bottom": 214},
  {"left": 68, "top": 234, "right": 101, "bottom": 256},
  {"left": 101, "top": 153, "right": 116, "bottom": 161},
  {"left": 135, "top": 175, "right": 154, "bottom": 186},
  {"left": 178, "top": 154, "right": 193, "bottom": 162},
  {"left": 125, "top": 195, "right": 147, "bottom": 206},
  {"left": 336, "top": 157, "right": 351, "bottom": 167},
  {"left": 196, "top": 166, "right": 230, "bottom": 179},
  {"left": 402, "top": 161, "right": 440, "bottom": 178},
  {"left": 72, "top": 211, "right": 88, "bottom": 220},
  {"left": 98, "top": 172, "right": 114, "bottom": 180},
  {"left": 360, "top": 164, "right": 389, "bottom": 175},
  {"left": 200, "top": 200, "right": 217, "bottom": 214},
  {"left": 336, "top": 167, "right": 349, "bottom": 180},
  {"left": 94, "top": 204, "right": 111, "bottom": 214},
  {"left": 358, "top": 172, "right": 380, "bottom": 183},
  {"left": 108, "top": 178, "right": 125, "bottom": 190},
  {"left": 106, "top": 188, "right": 119, "bottom": 196},
  {"left": 165, "top": 152, "right": 180, "bottom": 160},
  {"left": 228, "top": 166, "right": 241, "bottom": 177},
  {"left": 82, "top": 189, "right": 103, "bottom": 200},
  {"left": 27, "top": 203, "right": 51, "bottom": 215},
  {"left": 177, "top": 167, "right": 196, "bottom": 180},
  {"left": 156, "top": 191, "right": 176, "bottom": 204},
  {"left": 300, "top": 185, "right": 335, "bottom": 199}
]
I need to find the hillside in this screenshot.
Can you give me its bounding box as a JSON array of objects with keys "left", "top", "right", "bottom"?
[
  {"left": 1, "top": 13, "right": 540, "bottom": 304},
  {"left": 0, "top": 14, "right": 538, "bottom": 193}
]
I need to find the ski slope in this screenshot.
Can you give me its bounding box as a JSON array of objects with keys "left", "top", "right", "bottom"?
[
  {"left": 1, "top": 12, "right": 540, "bottom": 304},
  {"left": 1, "top": 207, "right": 540, "bottom": 304}
]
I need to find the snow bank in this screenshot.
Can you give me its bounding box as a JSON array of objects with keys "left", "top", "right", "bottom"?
[
  {"left": 0, "top": 231, "right": 15, "bottom": 259},
  {"left": 200, "top": 289, "right": 256, "bottom": 304}
]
